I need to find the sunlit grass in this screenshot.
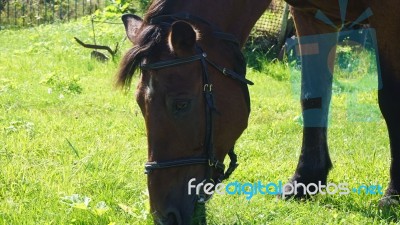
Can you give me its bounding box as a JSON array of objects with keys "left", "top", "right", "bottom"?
[{"left": 0, "top": 20, "right": 397, "bottom": 224}]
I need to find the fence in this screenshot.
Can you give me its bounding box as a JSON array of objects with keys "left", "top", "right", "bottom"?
[
  {"left": 250, "top": 0, "right": 292, "bottom": 55},
  {"left": 0, "top": 0, "right": 106, "bottom": 28}
]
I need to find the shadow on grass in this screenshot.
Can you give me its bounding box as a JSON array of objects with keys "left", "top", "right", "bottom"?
[{"left": 243, "top": 34, "right": 285, "bottom": 71}]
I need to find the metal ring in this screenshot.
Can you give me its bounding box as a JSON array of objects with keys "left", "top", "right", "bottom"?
[
  {"left": 203, "top": 84, "right": 212, "bottom": 92},
  {"left": 222, "top": 68, "right": 227, "bottom": 75}
]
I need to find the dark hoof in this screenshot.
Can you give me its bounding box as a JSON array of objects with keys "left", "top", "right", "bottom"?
[
  {"left": 379, "top": 188, "right": 400, "bottom": 208},
  {"left": 279, "top": 180, "right": 306, "bottom": 200},
  {"left": 379, "top": 196, "right": 400, "bottom": 208},
  {"left": 278, "top": 174, "right": 328, "bottom": 200}
]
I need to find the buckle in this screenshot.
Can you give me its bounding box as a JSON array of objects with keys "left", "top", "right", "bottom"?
[
  {"left": 203, "top": 84, "right": 213, "bottom": 92},
  {"left": 208, "top": 159, "right": 214, "bottom": 167},
  {"left": 222, "top": 68, "right": 228, "bottom": 75}
]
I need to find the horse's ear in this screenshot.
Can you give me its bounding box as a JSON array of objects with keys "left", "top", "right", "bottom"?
[
  {"left": 168, "top": 21, "right": 197, "bottom": 57},
  {"left": 121, "top": 14, "right": 143, "bottom": 44}
]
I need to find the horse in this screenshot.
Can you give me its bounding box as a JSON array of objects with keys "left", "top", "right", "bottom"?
[{"left": 116, "top": 0, "right": 400, "bottom": 224}]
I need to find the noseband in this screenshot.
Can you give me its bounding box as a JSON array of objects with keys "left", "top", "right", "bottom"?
[{"left": 140, "top": 13, "right": 254, "bottom": 203}]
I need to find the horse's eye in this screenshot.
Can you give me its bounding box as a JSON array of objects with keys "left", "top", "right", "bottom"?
[{"left": 173, "top": 100, "right": 191, "bottom": 113}]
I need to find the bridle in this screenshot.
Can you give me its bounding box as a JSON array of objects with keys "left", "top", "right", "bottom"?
[{"left": 139, "top": 13, "right": 254, "bottom": 203}]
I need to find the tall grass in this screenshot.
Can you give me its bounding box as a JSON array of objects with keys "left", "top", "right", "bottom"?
[{"left": 0, "top": 20, "right": 398, "bottom": 224}]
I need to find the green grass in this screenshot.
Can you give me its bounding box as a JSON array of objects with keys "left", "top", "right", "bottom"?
[{"left": 0, "top": 20, "right": 398, "bottom": 224}]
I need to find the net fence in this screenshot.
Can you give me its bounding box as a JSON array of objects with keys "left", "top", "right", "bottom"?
[
  {"left": 249, "top": 0, "right": 292, "bottom": 55},
  {"left": 0, "top": 0, "right": 106, "bottom": 28},
  {"left": 253, "top": 0, "right": 287, "bottom": 36}
]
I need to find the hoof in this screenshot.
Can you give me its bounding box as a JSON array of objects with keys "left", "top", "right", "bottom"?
[
  {"left": 379, "top": 196, "right": 400, "bottom": 208},
  {"left": 379, "top": 189, "right": 400, "bottom": 208},
  {"left": 278, "top": 175, "right": 327, "bottom": 200}
]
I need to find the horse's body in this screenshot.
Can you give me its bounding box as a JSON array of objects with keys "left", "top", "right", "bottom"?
[{"left": 117, "top": 0, "right": 400, "bottom": 224}]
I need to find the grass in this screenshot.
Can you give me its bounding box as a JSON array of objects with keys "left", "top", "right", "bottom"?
[{"left": 0, "top": 19, "right": 398, "bottom": 224}]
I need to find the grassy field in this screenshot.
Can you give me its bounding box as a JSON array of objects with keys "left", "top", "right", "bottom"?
[{"left": 0, "top": 19, "right": 398, "bottom": 224}]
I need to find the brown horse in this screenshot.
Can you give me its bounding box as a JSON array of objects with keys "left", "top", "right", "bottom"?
[{"left": 116, "top": 0, "right": 400, "bottom": 224}]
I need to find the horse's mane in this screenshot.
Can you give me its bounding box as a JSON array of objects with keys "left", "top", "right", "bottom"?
[
  {"left": 116, "top": 0, "right": 173, "bottom": 88},
  {"left": 116, "top": 0, "right": 247, "bottom": 91}
]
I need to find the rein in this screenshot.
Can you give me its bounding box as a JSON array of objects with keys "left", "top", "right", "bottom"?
[{"left": 141, "top": 13, "right": 254, "bottom": 203}]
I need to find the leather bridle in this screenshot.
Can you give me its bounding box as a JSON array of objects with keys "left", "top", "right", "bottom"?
[{"left": 140, "top": 13, "right": 254, "bottom": 203}]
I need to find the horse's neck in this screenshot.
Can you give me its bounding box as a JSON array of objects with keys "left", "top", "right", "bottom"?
[{"left": 158, "top": 0, "right": 272, "bottom": 47}]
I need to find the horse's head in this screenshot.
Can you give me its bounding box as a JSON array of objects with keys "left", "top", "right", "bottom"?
[{"left": 117, "top": 13, "right": 252, "bottom": 224}]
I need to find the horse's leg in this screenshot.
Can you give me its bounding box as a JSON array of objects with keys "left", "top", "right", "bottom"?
[
  {"left": 378, "top": 63, "right": 400, "bottom": 206},
  {"left": 284, "top": 8, "right": 339, "bottom": 198},
  {"left": 368, "top": 7, "right": 400, "bottom": 205}
]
